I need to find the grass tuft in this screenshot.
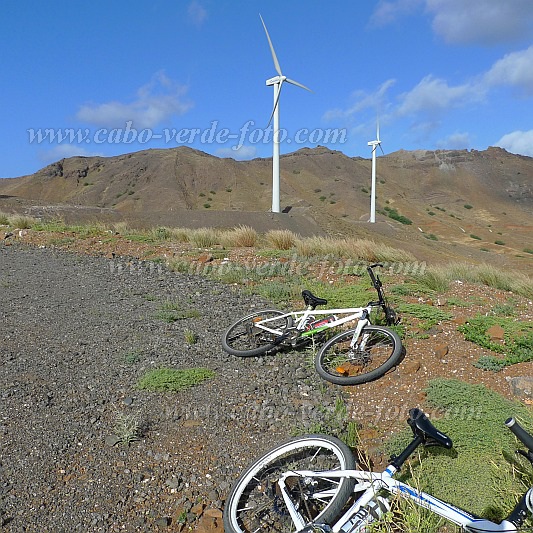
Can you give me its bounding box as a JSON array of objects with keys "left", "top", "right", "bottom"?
[
  {"left": 265, "top": 229, "right": 297, "bottom": 250},
  {"left": 137, "top": 367, "right": 215, "bottom": 392}
]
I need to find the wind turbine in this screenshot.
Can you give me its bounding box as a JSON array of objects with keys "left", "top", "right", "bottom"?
[
  {"left": 260, "top": 14, "right": 311, "bottom": 213},
  {"left": 367, "top": 120, "right": 384, "bottom": 223}
]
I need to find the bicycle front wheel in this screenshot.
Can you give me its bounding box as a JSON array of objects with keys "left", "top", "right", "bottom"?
[
  {"left": 223, "top": 434, "right": 356, "bottom": 533},
  {"left": 315, "top": 325, "right": 402, "bottom": 385},
  {"left": 221, "top": 310, "right": 293, "bottom": 357}
]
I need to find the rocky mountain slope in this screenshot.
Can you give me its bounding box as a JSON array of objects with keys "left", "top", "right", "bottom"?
[{"left": 0, "top": 146, "right": 531, "bottom": 269}]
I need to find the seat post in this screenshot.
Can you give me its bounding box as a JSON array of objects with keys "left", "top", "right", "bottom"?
[{"left": 390, "top": 435, "right": 424, "bottom": 470}]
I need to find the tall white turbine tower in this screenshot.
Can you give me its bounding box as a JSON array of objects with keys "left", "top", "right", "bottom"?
[
  {"left": 367, "top": 121, "right": 383, "bottom": 223},
  {"left": 260, "top": 14, "right": 311, "bottom": 213}
]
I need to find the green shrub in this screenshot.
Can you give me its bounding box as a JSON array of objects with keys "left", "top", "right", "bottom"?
[
  {"left": 495, "top": 240, "right": 505, "bottom": 246},
  {"left": 458, "top": 315, "right": 533, "bottom": 369},
  {"left": 397, "top": 303, "right": 452, "bottom": 322},
  {"left": 470, "top": 234, "right": 482, "bottom": 240},
  {"left": 137, "top": 367, "right": 215, "bottom": 392},
  {"left": 464, "top": 204, "right": 473, "bottom": 209},
  {"left": 384, "top": 206, "right": 412, "bottom": 225},
  {"left": 386, "top": 379, "right": 533, "bottom": 520}
]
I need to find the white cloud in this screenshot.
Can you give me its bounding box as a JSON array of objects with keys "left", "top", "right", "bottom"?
[
  {"left": 495, "top": 130, "right": 533, "bottom": 157},
  {"left": 436, "top": 132, "right": 471, "bottom": 150},
  {"left": 76, "top": 72, "right": 192, "bottom": 129},
  {"left": 39, "top": 144, "right": 102, "bottom": 164},
  {"left": 397, "top": 75, "right": 485, "bottom": 116},
  {"left": 426, "top": 0, "right": 533, "bottom": 45},
  {"left": 215, "top": 145, "right": 257, "bottom": 160},
  {"left": 369, "top": 0, "right": 422, "bottom": 27},
  {"left": 188, "top": 1, "right": 207, "bottom": 27},
  {"left": 371, "top": 0, "right": 533, "bottom": 45},
  {"left": 323, "top": 79, "right": 396, "bottom": 122},
  {"left": 484, "top": 46, "right": 533, "bottom": 95}
]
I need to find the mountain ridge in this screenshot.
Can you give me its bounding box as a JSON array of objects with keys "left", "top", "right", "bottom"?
[{"left": 0, "top": 145, "right": 531, "bottom": 269}]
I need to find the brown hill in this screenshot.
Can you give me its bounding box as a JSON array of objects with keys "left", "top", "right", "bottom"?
[{"left": 0, "top": 145, "right": 531, "bottom": 269}]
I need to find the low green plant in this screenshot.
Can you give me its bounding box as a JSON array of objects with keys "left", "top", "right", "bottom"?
[
  {"left": 156, "top": 300, "right": 201, "bottom": 322},
  {"left": 10, "top": 215, "right": 37, "bottom": 229},
  {"left": 464, "top": 204, "right": 473, "bottom": 209},
  {"left": 458, "top": 315, "right": 533, "bottom": 369},
  {"left": 495, "top": 240, "right": 505, "bottom": 246},
  {"left": 137, "top": 367, "right": 215, "bottom": 392},
  {"left": 123, "top": 350, "right": 142, "bottom": 364},
  {"left": 396, "top": 303, "right": 452, "bottom": 324},
  {"left": 470, "top": 234, "right": 482, "bottom": 240},
  {"left": 114, "top": 411, "right": 142, "bottom": 446},
  {"left": 383, "top": 206, "right": 412, "bottom": 225},
  {"left": 0, "top": 211, "right": 9, "bottom": 225},
  {"left": 385, "top": 379, "right": 533, "bottom": 520},
  {"left": 184, "top": 329, "right": 198, "bottom": 345},
  {"left": 423, "top": 233, "right": 438, "bottom": 240}
]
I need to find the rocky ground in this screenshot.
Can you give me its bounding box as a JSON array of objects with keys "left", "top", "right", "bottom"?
[
  {"left": 0, "top": 244, "right": 346, "bottom": 532},
  {"left": 1, "top": 236, "right": 532, "bottom": 532}
]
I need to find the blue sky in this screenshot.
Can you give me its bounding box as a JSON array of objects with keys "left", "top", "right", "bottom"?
[{"left": 2, "top": 0, "right": 533, "bottom": 178}]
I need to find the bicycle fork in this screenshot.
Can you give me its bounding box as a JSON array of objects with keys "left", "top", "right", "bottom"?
[{"left": 348, "top": 312, "right": 371, "bottom": 351}]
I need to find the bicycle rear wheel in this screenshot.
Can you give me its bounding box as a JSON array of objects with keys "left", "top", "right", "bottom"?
[
  {"left": 315, "top": 325, "right": 402, "bottom": 385},
  {"left": 223, "top": 434, "right": 356, "bottom": 533},
  {"left": 221, "top": 310, "right": 293, "bottom": 357}
]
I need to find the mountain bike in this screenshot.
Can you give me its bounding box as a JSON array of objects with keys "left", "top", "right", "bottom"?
[
  {"left": 221, "top": 263, "right": 402, "bottom": 385},
  {"left": 224, "top": 408, "right": 533, "bottom": 533}
]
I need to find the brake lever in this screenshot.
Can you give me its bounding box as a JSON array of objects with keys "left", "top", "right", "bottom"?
[
  {"left": 517, "top": 449, "right": 533, "bottom": 465},
  {"left": 518, "top": 449, "right": 533, "bottom": 462}
]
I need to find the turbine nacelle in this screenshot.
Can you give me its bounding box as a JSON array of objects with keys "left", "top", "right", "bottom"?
[{"left": 266, "top": 75, "right": 285, "bottom": 86}]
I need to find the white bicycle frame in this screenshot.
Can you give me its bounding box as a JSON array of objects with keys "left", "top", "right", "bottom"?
[
  {"left": 252, "top": 304, "right": 374, "bottom": 345},
  {"left": 278, "top": 464, "right": 532, "bottom": 532}
]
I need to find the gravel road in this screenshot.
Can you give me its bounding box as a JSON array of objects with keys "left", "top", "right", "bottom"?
[{"left": 0, "top": 244, "right": 344, "bottom": 532}]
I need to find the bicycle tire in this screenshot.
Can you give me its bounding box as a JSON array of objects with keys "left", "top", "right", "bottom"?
[
  {"left": 221, "top": 310, "right": 293, "bottom": 357},
  {"left": 223, "top": 434, "right": 356, "bottom": 533},
  {"left": 315, "top": 325, "right": 402, "bottom": 385}
]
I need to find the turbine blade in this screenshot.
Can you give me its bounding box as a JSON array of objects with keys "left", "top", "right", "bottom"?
[
  {"left": 267, "top": 81, "right": 284, "bottom": 127},
  {"left": 259, "top": 14, "right": 282, "bottom": 77},
  {"left": 285, "top": 77, "right": 312, "bottom": 92},
  {"left": 378, "top": 142, "right": 385, "bottom": 156}
]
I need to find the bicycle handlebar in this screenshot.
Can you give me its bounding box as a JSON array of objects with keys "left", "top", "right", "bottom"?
[
  {"left": 367, "top": 264, "right": 383, "bottom": 289},
  {"left": 506, "top": 417, "right": 533, "bottom": 453}
]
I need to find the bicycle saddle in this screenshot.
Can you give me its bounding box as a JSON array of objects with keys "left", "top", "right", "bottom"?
[
  {"left": 302, "top": 290, "right": 328, "bottom": 308},
  {"left": 408, "top": 408, "right": 453, "bottom": 449}
]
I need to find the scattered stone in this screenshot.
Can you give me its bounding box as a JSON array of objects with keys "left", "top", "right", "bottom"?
[
  {"left": 204, "top": 508, "right": 223, "bottom": 519},
  {"left": 123, "top": 397, "right": 134, "bottom": 406},
  {"left": 182, "top": 420, "right": 202, "bottom": 427},
  {"left": 433, "top": 344, "right": 449, "bottom": 358},
  {"left": 104, "top": 434, "right": 121, "bottom": 447},
  {"left": 197, "top": 253, "right": 214, "bottom": 264},
  {"left": 155, "top": 516, "right": 171, "bottom": 528},
  {"left": 508, "top": 376, "right": 533, "bottom": 398},
  {"left": 487, "top": 324, "right": 505, "bottom": 341},
  {"left": 401, "top": 360, "right": 421, "bottom": 374},
  {"left": 196, "top": 515, "right": 224, "bottom": 533},
  {"left": 190, "top": 502, "right": 205, "bottom": 516}
]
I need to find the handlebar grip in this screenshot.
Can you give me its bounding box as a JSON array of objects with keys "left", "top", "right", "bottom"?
[{"left": 506, "top": 417, "right": 533, "bottom": 452}]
